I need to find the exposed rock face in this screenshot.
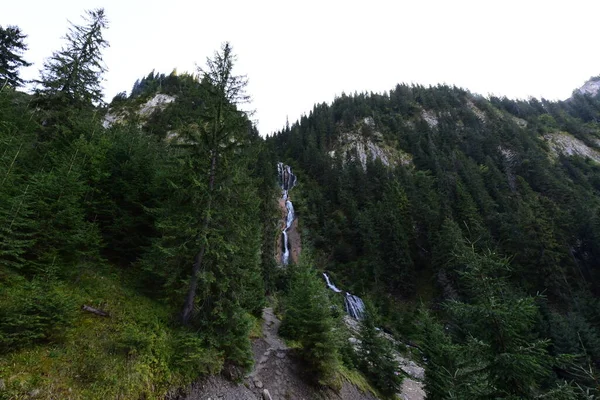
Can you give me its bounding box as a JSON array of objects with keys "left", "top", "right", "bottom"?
[
  {"left": 543, "top": 132, "right": 600, "bottom": 163},
  {"left": 576, "top": 77, "right": 600, "bottom": 97},
  {"left": 331, "top": 117, "right": 412, "bottom": 169},
  {"left": 102, "top": 93, "right": 176, "bottom": 128},
  {"left": 138, "top": 93, "right": 176, "bottom": 118},
  {"left": 466, "top": 100, "right": 487, "bottom": 122},
  {"left": 511, "top": 116, "right": 528, "bottom": 128},
  {"left": 421, "top": 110, "right": 438, "bottom": 128},
  {"left": 498, "top": 145, "right": 518, "bottom": 191}
]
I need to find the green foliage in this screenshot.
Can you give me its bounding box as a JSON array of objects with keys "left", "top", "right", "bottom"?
[
  {"left": 0, "top": 33, "right": 267, "bottom": 398},
  {"left": 356, "top": 302, "right": 402, "bottom": 398},
  {"left": 421, "top": 244, "right": 560, "bottom": 399},
  {"left": 170, "top": 331, "right": 224, "bottom": 381},
  {"left": 280, "top": 255, "right": 340, "bottom": 386},
  {"left": 269, "top": 82, "right": 600, "bottom": 397},
  {"left": 0, "top": 278, "right": 76, "bottom": 352},
  {"left": 36, "top": 8, "right": 109, "bottom": 106},
  {"left": 0, "top": 25, "right": 31, "bottom": 87},
  {"left": 5, "top": 13, "right": 600, "bottom": 398},
  {"left": 0, "top": 269, "right": 227, "bottom": 399}
]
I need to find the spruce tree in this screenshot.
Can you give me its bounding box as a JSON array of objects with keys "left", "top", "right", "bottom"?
[
  {"left": 445, "top": 246, "right": 554, "bottom": 398},
  {"left": 356, "top": 302, "right": 402, "bottom": 398},
  {"left": 180, "top": 42, "right": 253, "bottom": 324},
  {"left": 36, "top": 9, "right": 108, "bottom": 106},
  {"left": 280, "top": 256, "right": 340, "bottom": 386},
  {"left": 0, "top": 25, "right": 31, "bottom": 88}
]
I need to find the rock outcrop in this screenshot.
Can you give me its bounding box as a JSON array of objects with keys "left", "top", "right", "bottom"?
[
  {"left": 330, "top": 117, "right": 412, "bottom": 169},
  {"left": 576, "top": 77, "right": 600, "bottom": 97},
  {"left": 543, "top": 131, "right": 600, "bottom": 163},
  {"left": 103, "top": 93, "right": 176, "bottom": 128}
]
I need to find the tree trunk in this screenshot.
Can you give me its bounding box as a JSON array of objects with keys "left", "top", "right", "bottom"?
[{"left": 181, "top": 151, "right": 217, "bottom": 324}]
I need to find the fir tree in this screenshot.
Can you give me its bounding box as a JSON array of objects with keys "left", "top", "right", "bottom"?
[
  {"left": 180, "top": 41, "right": 253, "bottom": 324},
  {"left": 356, "top": 302, "right": 402, "bottom": 398},
  {"left": 280, "top": 256, "right": 340, "bottom": 386},
  {"left": 0, "top": 25, "right": 31, "bottom": 88},
  {"left": 36, "top": 9, "right": 109, "bottom": 106}
]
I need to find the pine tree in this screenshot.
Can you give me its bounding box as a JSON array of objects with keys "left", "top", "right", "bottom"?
[
  {"left": 0, "top": 25, "right": 31, "bottom": 88},
  {"left": 36, "top": 9, "right": 108, "bottom": 106},
  {"left": 180, "top": 42, "right": 253, "bottom": 324},
  {"left": 279, "top": 256, "right": 340, "bottom": 386},
  {"left": 356, "top": 302, "right": 402, "bottom": 398},
  {"left": 445, "top": 245, "right": 554, "bottom": 398},
  {"left": 419, "top": 308, "right": 463, "bottom": 400}
]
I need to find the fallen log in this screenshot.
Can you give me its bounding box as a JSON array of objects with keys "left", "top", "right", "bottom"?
[{"left": 81, "top": 305, "right": 110, "bottom": 317}]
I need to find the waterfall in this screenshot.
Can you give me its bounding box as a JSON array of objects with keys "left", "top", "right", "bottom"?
[
  {"left": 322, "top": 273, "right": 365, "bottom": 320},
  {"left": 344, "top": 293, "right": 365, "bottom": 320},
  {"left": 278, "top": 163, "right": 296, "bottom": 265},
  {"left": 323, "top": 273, "right": 342, "bottom": 293}
]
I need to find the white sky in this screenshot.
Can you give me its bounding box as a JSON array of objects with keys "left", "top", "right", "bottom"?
[{"left": 3, "top": 0, "right": 600, "bottom": 135}]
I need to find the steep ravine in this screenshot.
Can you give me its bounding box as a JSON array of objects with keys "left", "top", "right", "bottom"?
[{"left": 175, "top": 164, "right": 425, "bottom": 400}]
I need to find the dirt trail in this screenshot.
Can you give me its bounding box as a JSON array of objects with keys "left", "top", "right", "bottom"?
[
  {"left": 248, "top": 307, "right": 287, "bottom": 381},
  {"left": 176, "top": 308, "right": 378, "bottom": 400}
]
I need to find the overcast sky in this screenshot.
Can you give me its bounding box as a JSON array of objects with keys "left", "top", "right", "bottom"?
[{"left": 3, "top": 0, "right": 600, "bottom": 135}]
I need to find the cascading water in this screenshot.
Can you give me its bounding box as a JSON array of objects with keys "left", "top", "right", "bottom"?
[
  {"left": 278, "top": 162, "right": 297, "bottom": 265},
  {"left": 323, "top": 273, "right": 342, "bottom": 293},
  {"left": 323, "top": 273, "right": 365, "bottom": 320},
  {"left": 344, "top": 293, "right": 365, "bottom": 320}
]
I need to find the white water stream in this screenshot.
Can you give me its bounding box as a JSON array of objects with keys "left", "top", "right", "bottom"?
[
  {"left": 278, "top": 163, "right": 297, "bottom": 265},
  {"left": 323, "top": 272, "right": 365, "bottom": 320},
  {"left": 277, "top": 162, "right": 365, "bottom": 319}
]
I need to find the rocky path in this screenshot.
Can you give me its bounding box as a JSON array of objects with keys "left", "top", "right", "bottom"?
[{"left": 177, "top": 308, "right": 380, "bottom": 400}]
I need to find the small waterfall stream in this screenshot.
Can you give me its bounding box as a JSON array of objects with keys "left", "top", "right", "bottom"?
[
  {"left": 278, "top": 162, "right": 297, "bottom": 265},
  {"left": 323, "top": 273, "right": 365, "bottom": 320},
  {"left": 276, "top": 163, "right": 364, "bottom": 319}
]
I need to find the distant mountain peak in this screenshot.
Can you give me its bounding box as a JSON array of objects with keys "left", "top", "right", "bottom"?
[{"left": 576, "top": 76, "right": 600, "bottom": 97}]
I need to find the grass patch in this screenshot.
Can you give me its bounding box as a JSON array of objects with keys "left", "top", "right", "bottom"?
[
  {"left": 0, "top": 266, "right": 221, "bottom": 399},
  {"left": 336, "top": 365, "right": 380, "bottom": 398},
  {"left": 248, "top": 314, "right": 263, "bottom": 339}
]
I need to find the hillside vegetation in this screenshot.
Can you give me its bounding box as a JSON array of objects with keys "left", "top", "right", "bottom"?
[{"left": 2, "top": 8, "right": 600, "bottom": 400}]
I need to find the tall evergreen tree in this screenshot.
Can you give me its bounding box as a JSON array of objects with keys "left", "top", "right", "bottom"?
[
  {"left": 36, "top": 9, "right": 108, "bottom": 105},
  {"left": 445, "top": 246, "right": 555, "bottom": 398},
  {"left": 0, "top": 25, "right": 31, "bottom": 88},
  {"left": 279, "top": 256, "right": 340, "bottom": 386},
  {"left": 356, "top": 302, "right": 402, "bottom": 398},
  {"left": 180, "top": 42, "right": 253, "bottom": 324}
]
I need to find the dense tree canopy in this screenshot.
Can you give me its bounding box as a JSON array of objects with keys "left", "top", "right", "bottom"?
[{"left": 2, "top": 7, "right": 600, "bottom": 398}]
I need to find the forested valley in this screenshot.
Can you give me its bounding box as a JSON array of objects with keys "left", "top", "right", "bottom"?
[{"left": 2, "top": 8, "right": 600, "bottom": 400}]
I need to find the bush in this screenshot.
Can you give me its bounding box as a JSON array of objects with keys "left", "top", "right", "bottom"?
[
  {"left": 171, "top": 331, "right": 224, "bottom": 381},
  {"left": 0, "top": 279, "right": 76, "bottom": 351}
]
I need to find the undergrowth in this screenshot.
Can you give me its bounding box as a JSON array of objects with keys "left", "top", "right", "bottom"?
[{"left": 0, "top": 267, "right": 224, "bottom": 399}]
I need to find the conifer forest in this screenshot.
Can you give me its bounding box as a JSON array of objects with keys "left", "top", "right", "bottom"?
[{"left": 2, "top": 8, "right": 600, "bottom": 400}]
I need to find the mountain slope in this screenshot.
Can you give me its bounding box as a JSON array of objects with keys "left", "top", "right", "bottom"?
[{"left": 269, "top": 82, "right": 600, "bottom": 398}]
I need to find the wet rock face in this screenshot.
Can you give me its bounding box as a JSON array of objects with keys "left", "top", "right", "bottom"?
[{"left": 277, "top": 163, "right": 296, "bottom": 192}]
